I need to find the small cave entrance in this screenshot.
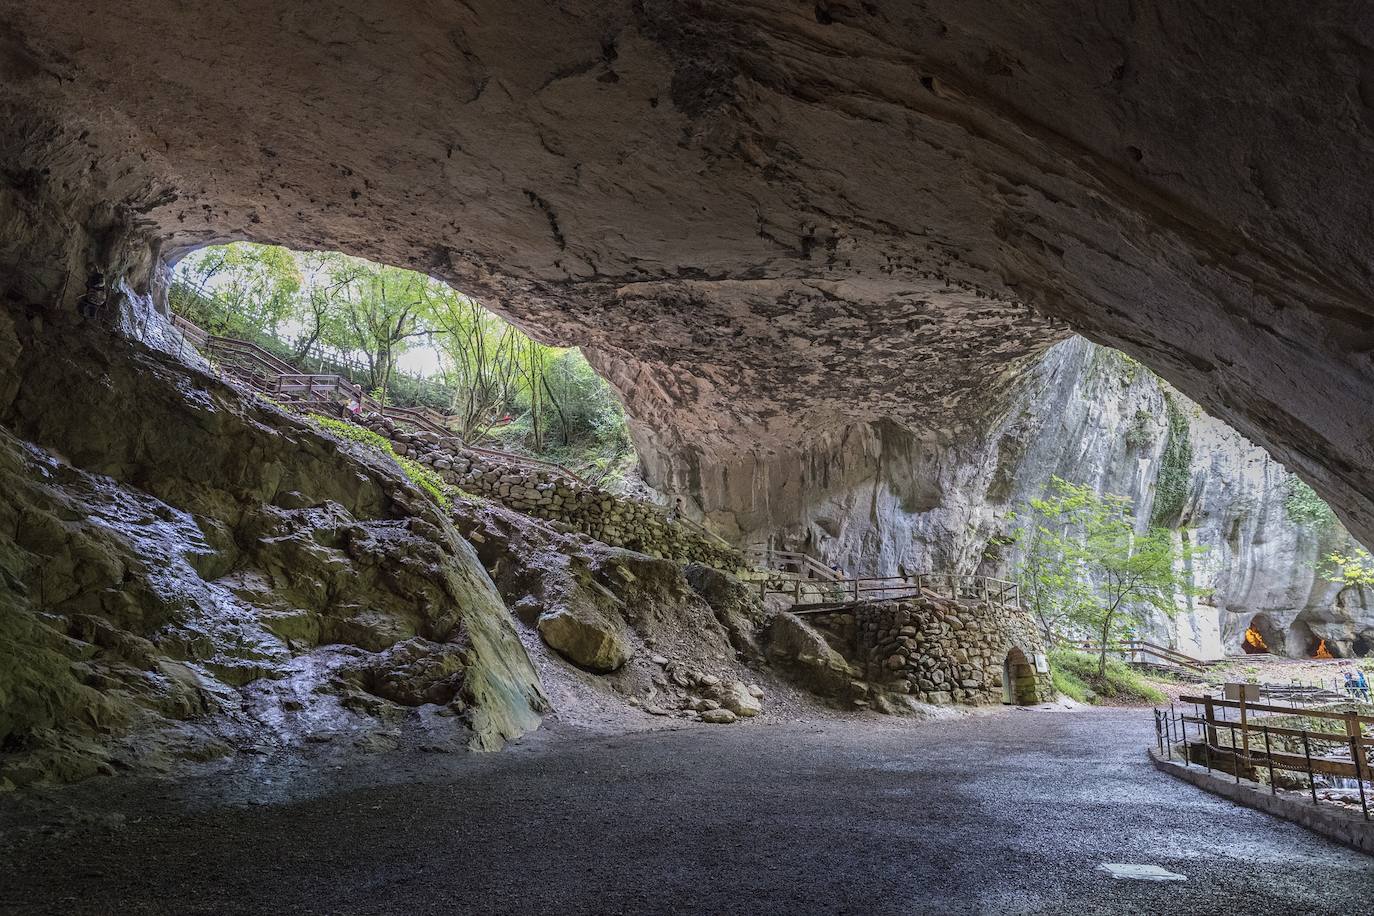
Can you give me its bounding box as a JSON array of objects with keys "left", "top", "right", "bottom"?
[
  {"left": 1243, "top": 613, "right": 1282, "bottom": 655},
  {"left": 1002, "top": 648, "right": 1038, "bottom": 705}
]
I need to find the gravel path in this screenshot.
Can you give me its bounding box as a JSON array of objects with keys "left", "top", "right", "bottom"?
[{"left": 3, "top": 707, "right": 1370, "bottom": 914}]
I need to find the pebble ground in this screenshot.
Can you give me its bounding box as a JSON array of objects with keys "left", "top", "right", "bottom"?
[{"left": 3, "top": 707, "right": 1371, "bottom": 914}]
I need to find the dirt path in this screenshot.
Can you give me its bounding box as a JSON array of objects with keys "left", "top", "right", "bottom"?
[{"left": 2, "top": 708, "right": 1370, "bottom": 915}]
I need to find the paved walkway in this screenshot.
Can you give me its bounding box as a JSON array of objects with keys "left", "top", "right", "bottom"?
[{"left": 3, "top": 709, "right": 1371, "bottom": 914}]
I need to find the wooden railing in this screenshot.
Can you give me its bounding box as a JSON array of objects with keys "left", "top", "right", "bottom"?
[
  {"left": 742, "top": 547, "right": 842, "bottom": 582},
  {"left": 1156, "top": 694, "right": 1373, "bottom": 819},
  {"left": 760, "top": 571, "right": 1020, "bottom": 610},
  {"left": 1070, "top": 639, "right": 1210, "bottom": 673},
  {"left": 169, "top": 313, "right": 587, "bottom": 484}
]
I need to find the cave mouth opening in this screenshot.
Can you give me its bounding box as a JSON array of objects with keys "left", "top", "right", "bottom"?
[{"left": 167, "top": 241, "right": 638, "bottom": 486}]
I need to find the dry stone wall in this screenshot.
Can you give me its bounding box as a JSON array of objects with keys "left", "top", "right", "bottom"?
[
  {"left": 355, "top": 413, "right": 742, "bottom": 570},
  {"left": 809, "top": 596, "right": 1052, "bottom": 706}
]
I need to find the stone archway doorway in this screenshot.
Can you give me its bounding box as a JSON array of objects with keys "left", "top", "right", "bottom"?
[{"left": 1002, "top": 648, "right": 1038, "bottom": 705}]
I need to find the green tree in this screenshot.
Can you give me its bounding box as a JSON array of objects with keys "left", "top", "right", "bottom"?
[
  {"left": 1027, "top": 477, "right": 1208, "bottom": 676},
  {"left": 327, "top": 258, "right": 436, "bottom": 399},
  {"left": 427, "top": 289, "right": 523, "bottom": 440},
  {"left": 1322, "top": 547, "right": 1374, "bottom": 609},
  {"left": 1018, "top": 520, "right": 1095, "bottom": 644},
  {"left": 173, "top": 242, "right": 302, "bottom": 338}
]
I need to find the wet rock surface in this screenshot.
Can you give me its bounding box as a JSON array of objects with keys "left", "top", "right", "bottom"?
[
  {"left": 2, "top": 709, "right": 1370, "bottom": 915},
  {"left": 0, "top": 312, "right": 546, "bottom": 785}
]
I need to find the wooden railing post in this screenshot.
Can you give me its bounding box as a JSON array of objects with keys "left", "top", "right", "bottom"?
[{"left": 1203, "top": 696, "right": 1218, "bottom": 750}]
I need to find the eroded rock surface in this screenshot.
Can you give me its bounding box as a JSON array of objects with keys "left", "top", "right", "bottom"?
[
  {"left": 0, "top": 311, "right": 546, "bottom": 785},
  {"left": 1, "top": 1, "right": 1372, "bottom": 550},
  {"left": 705, "top": 338, "right": 1374, "bottom": 658}
]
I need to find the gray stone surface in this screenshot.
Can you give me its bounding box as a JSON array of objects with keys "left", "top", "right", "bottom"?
[
  {"left": 713, "top": 339, "right": 1373, "bottom": 657},
  {"left": 4, "top": 710, "right": 1372, "bottom": 914},
  {"left": 2, "top": 1, "right": 1373, "bottom": 556},
  {"left": 0, "top": 310, "right": 547, "bottom": 785}
]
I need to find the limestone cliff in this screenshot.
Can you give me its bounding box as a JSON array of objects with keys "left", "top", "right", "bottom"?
[{"left": 676, "top": 338, "right": 1370, "bottom": 658}]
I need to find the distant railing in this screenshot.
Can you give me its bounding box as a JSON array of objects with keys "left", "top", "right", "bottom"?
[
  {"left": 760, "top": 571, "right": 1020, "bottom": 610},
  {"left": 742, "top": 547, "right": 842, "bottom": 582},
  {"left": 168, "top": 313, "right": 587, "bottom": 484},
  {"left": 1069, "top": 639, "right": 1210, "bottom": 673}
]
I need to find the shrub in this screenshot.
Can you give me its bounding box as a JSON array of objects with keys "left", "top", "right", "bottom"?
[
  {"left": 1048, "top": 648, "right": 1167, "bottom": 705},
  {"left": 307, "top": 414, "right": 450, "bottom": 508},
  {"left": 1283, "top": 476, "right": 1336, "bottom": 530}
]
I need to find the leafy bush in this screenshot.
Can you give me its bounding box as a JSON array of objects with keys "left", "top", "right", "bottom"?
[
  {"left": 307, "top": 414, "right": 450, "bottom": 508},
  {"left": 1284, "top": 476, "right": 1336, "bottom": 530},
  {"left": 1048, "top": 648, "right": 1167, "bottom": 705},
  {"left": 1124, "top": 410, "right": 1154, "bottom": 450}
]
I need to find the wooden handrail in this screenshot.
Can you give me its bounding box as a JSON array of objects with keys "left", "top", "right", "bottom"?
[
  {"left": 169, "top": 314, "right": 596, "bottom": 485},
  {"left": 761, "top": 571, "right": 1022, "bottom": 609},
  {"left": 1071, "top": 639, "right": 1208, "bottom": 672},
  {"left": 1180, "top": 694, "right": 1374, "bottom": 727}
]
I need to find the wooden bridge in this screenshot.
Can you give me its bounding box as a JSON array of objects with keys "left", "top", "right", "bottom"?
[{"left": 743, "top": 548, "right": 1021, "bottom": 612}]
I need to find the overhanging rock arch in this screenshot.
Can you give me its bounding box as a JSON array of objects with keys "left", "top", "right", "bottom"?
[{"left": 2, "top": 1, "right": 1373, "bottom": 553}]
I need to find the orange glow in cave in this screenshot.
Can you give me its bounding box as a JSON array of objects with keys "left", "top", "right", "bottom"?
[
  {"left": 1314, "top": 639, "right": 1334, "bottom": 659},
  {"left": 1243, "top": 626, "right": 1268, "bottom": 654}
]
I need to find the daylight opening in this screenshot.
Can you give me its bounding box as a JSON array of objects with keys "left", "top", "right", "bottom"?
[{"left": 168, "top": 242, "right": 637, "bottom": 486}]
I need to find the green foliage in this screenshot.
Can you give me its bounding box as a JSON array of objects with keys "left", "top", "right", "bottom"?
[
  {"left": 307, "top": 414, "right": 449, "bottom": 508},
  {"left": 1023, "top": 476, "right": 1208, "bottom": 676},
  {"left": 1150, "top": 394, "right": 1193, "bottom": 526},
  {"left": 1086, "top": 347, "right": 1145, "bottom": 386},
  {"left": 173, "top": 243, "right": 302, "bottom": 338},
  {"left": 174, "top": 243, "right": 633, "bottom": 474},
  {"left": 1322, "top": 547, "right": 1374, "bottom": 591},
  {"left": 1124, "top": 410, "right": 1154, "bottom": 450},
  {"left": 1283, "top": 476, "right": 1336, "bottom": 530},
  {"left": 395, "top": 456, "right": 450, "bottom": 508},
  {"left": 1048, "top": 648, "right": 1167, "bottom": 705}
]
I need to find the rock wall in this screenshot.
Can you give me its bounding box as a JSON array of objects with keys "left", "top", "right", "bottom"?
[
  {"left": 686, "top": 338, "right": 1371, "bottom": 659},
  {"left": 0, "top": 309, "right": 547, "bottom": 785},
  {"left": 352, "top": 412, "right": 742, "bottom": 570},
  {"left": 5, "top": 0, "right": 1374, "bottom": 558},
  {"left": 808, "top": 596, "right": 1051, "bottom": 706}
]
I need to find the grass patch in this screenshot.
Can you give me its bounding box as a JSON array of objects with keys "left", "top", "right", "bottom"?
[
  {"left": 1048, "top": 648, "right": 1167, "bottom": 706},
  {"left": 308, "top": 414, "right": 450, "bottom": 508}
]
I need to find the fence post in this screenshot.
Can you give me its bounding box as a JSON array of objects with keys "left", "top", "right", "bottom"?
[
  {"left": 1262, "top": 726, "right": 1276, "bottom": 795},
  {"left": 1302, "top": 732, "right": 1318, "bottom": 805},
  {"left": 1203, "top": 696, "right": 1218, "bottom": 749},
  {"left": 1350, "top": 736, "right": 1369, "bottom": 821}
]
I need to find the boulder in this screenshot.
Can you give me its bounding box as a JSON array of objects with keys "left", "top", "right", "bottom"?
[
  {"left": 536, "top": 607, "right": 632, "bottom": 674},
  {"left": 713, "top": 681, "right": 762, "bottom": 718},
  {"left": 764, "top": 613, "right": 861, "bottom": 698},
  {"left": 700, "top": 708, "right": 738, "bottom": 725}
]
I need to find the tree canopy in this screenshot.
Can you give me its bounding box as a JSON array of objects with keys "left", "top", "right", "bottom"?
[
  {"left": 170, "top": 243, "right": 633, "bottom": 479},
  {"left": 1018, "top": 476, "right": 1208, "bottom": 675}
]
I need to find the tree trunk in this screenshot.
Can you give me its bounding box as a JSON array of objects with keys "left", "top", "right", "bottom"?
[{"left": 1098, "top": 613, "right": 1112, "bottom": 678}]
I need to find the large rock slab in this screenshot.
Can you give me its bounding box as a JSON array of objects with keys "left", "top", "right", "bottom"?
[{"left": 0, "top": 311, "right": 547, "bottom": 784}]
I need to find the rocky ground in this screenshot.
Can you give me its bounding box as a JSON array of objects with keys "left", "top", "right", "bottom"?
[{"left": 2, "top": 707, "right": 1370, "bottom": 915}]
